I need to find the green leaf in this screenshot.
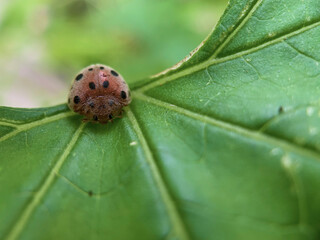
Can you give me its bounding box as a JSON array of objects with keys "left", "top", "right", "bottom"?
[{"left": 1, "top": 0, "right": 320, "bottom": 239}]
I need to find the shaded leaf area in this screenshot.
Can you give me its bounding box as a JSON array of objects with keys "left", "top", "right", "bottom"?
[
  {"left": 1, "top": 0, "right": 320, "bottom": 240},
  {"left": 0, "top": 109, "right": 175, "bottom": 240}
]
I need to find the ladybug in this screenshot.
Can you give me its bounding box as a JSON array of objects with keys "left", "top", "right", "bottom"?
[{"left": 68, "top": 64, "right": 131, "bottom": 124}]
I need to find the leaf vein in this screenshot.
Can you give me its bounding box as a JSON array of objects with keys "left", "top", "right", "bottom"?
[
  {"left": 210, "top": 0, "right": 264, "bottom": 59},
  {"left": 133, "top": 93, "right": 320, "bottom": 162},
  {"left": 281, "top": 155, "right": 308, "bottom": 225},
  {"left": 55, "top": 172, "right": 90, "bottom": 196},
  {"left": 5, "top": 123, "right": 85, "bottom": 240},
  {"left": 0, "top": 121, "right": 19, "bottom": 128},
  {"left": 284, "top": 40, "right": 320, "bottom": 63},
  {"left": 126, "top": 107, "right": 191, "bottom": 240},
  {"left": 134, "top": 20, "right": 320, "bottom": 93},
  {"left": 0, "top": 112, "right": 75, "bottom": 143},
  {"left": 259, "top": 102, "right": 320, "bottom": 132}
]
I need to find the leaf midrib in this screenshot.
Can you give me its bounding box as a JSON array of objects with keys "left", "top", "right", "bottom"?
[{"left": 126, "top": 108, "right": 191, "bottom": 240}]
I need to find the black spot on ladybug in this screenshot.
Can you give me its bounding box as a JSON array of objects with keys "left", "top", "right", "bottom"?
[
  {"left": 121, "top": 91, "right": 127, "bottom": 99},
  {"left": 88, "top": 68, "right": 93, "bottom": 71},
  {"left": 100, "top": 66, "right": 104, "bottom": 70},
  {"left": 278, "top": 106, "right": 284, "bottom": 114},
  {"left": 89, "top": 102, "right": 94, "bottom": 108},
  {"left": 74, "top": 96, "right": 80, "bottom": 104},
  {"left": 75, "top": 73, "right": 83, "bottom": 81},
  {"left": 89, "top": 82, "right": 95, "bottom": 90},
  {"left": 93, "top": 115, "right": 98, "bottom": 121},
  {"left": 108, "top": 99, "right": 114, "bottom": 106},
  {"left": 103, "top": 80, "right": 109, "bottom": 88},
  {"left": 88, "top": 191, "right": 93, "bottom": 197},
  {"left": 109, "top": 114, "right": 113, "bottom": 120},
  {"left": 111, "top": 70, "right": 118, "bottom": 76}
]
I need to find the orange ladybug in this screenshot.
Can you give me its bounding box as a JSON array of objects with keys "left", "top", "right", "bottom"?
[{"left": 68, "top": 64, "right": 131, "bottom": 123}]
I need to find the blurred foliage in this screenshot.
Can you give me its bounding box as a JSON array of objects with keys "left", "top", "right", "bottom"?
[{"left": 0, "top": 0, "right": 228, "bottom": 107}]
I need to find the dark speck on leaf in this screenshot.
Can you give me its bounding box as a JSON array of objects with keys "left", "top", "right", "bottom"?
[
  {"left": 278, "top": 106, "right": 284, "bottom": 114},
  {"left": 88, "top": 191, "right": 93, "bottom": 197}
]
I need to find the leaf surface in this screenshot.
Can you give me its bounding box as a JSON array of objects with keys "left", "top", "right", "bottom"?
[{"left": 1, "top": 0, "right": 320, "bottom": 239}]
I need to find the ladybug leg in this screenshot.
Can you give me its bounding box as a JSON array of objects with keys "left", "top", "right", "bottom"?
[
  {"left": 117, "top": 109, "right": 124, "bottom": 118},
  {"left": 108, "top": 114, "right": 114, "bottom": 123},
  {"left": 82, "top": 118, "right": 90, "bottom": 123}
]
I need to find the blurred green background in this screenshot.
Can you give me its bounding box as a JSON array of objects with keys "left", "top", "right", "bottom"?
[{"left": 0, "top": 0, "right": 228, "bottom": 107}]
